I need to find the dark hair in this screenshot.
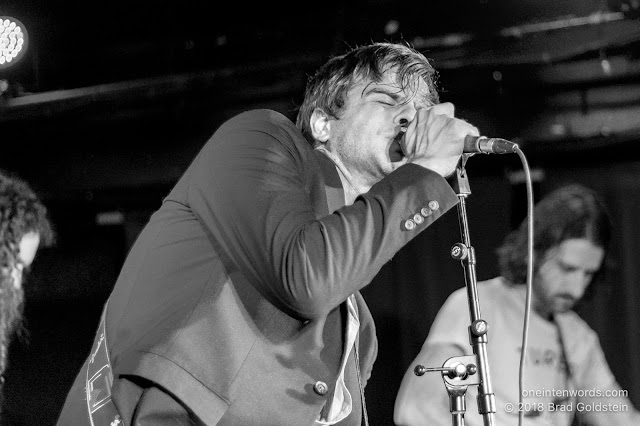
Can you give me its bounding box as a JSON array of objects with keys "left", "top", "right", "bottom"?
[
  {"left": 497, "top": 184, "right": 611, "bottom": 286},
  {"left": 0, "top": 170, "right": 55, "bottom": 270},
  {"left": 295, "top": 42, "right": 440, "bottom": 146},
  {"left": 0, "top": 170, "right": 55, "bottom": 385}
]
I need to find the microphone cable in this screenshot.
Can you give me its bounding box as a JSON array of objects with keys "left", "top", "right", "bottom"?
[{"left": 514, "top": 146, "right": 535, "bottom": 426}]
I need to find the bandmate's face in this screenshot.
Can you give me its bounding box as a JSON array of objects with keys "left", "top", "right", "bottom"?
[{"left": 533, "top": 238, "right": 604, "bottom": 319}]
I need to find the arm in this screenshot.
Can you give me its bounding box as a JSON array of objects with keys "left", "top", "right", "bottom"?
[
  {"left": 573, "top": 333, "right": 640, "bottom": 425},
  {"left": 187, "top": 111, "right": 459, "bottom": 320}
]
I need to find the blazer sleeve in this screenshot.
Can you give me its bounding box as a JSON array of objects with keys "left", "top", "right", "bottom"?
[{"left": 186, "top": 110, "right": 459, "bottom": 320}]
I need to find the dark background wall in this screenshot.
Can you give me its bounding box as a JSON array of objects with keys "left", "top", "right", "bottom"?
[{"left": 1, "top": 0, "right": 640, "bottom": 424}]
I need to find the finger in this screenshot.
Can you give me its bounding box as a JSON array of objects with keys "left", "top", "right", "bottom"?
[
  {"left": 427, "top": 102, "right": 455, "bottom": 118},
  {"left": 466, "top": 124, "right": 480, "bottom": 138},
  {"left": 456, "top": 119, "right": 481, "bottom": 140},
  {"left": 402, "top": 111, "right": 420, "bottom": 157}
]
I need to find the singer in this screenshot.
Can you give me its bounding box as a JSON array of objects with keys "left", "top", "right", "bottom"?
[
  {"left": 394, "top": 184, "right": 640, "bottom": 426},
  {"left": 56, "top": 41, "right": 479, "bottom": 425}
]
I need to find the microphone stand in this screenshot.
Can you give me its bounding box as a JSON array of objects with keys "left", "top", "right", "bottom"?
[{"left": 414, "top": 155, "right": 496, "bottom": 426}]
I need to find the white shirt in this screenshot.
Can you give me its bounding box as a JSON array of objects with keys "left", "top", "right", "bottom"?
[{"left": 316, "top": 296, "right": 360, "bottom": 425}]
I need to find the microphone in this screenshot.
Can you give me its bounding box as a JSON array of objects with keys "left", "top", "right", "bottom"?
[{"left": 464, "top": 135, "right": 518, "bottom": 154}]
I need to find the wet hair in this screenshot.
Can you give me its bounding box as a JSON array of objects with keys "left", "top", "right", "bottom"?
[
  {"left": 295, "top": 41, "right": 440, "bottom": 146},
  {"left": 497, "top": 184, "right": 611, "bottom": 287}
]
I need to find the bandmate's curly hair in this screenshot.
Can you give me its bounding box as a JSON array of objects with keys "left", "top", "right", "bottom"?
[{"left": 0, "top": 170, "right": 55, "bottom": 398}]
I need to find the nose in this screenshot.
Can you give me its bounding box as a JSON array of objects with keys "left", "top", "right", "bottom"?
[
  {"left": 566, "top": 270, "right": 591, "bottom": 299},
  {"left": 396, "top": 102, "right": 418, "bottom": 128}
]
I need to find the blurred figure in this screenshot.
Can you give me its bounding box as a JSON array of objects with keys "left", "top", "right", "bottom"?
[
  {"left": 57, "top": 41, "right": 477, "bottom": 425},
  {"left": 0, "top": 170, "right": 54, "bottom": 410},
  {"left": 395, "top": 184, "right": 640, "bottom": 425}
]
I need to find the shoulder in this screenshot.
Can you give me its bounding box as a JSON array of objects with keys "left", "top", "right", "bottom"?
[
  {"left": 219, "top": 110, "right": 302, "bottom": 142},
  {"left": 208, "top": 109, "right": 312, "bottom": 160},
  {"left": 448, "top": 277, "right": 508, "bottom": 306},
  {"left": 224, "top": 109, "right": 290, "bottom": 127},
  {"left": 477, "top": 276, "right": 508, "bottom": 295},
  {"left": 436, "top": 278, "right": 517, "bottom": 326}
]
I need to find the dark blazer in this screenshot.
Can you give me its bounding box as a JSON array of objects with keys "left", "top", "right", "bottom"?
[{"left": 57, "top": 109, "right": 459, "bottom": 425}]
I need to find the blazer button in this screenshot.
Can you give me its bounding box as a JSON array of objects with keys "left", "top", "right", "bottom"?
[
  {"left": 313, "top": 381, "right": 328, "bottom": 396},
  {"left": 420, "top": 207, "right": 432, "bottom": 217},
  {"left": 413, "top": 214, "right": 424, "bottom": 225},
  {"left": 404, "top": 219, "right": 416, "bottom": 231},
  {"left": 428, "top": 200, "right": 440, "bottom": 211}
]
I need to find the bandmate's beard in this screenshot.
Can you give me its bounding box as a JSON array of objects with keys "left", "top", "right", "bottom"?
[{"left": 0, "top": 273, "right": 25, "bottom": 379}]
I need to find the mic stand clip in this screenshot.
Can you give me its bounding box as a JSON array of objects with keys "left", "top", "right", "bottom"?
[{"left": 414, "top": 355, "right": 480, "bottom": 426}]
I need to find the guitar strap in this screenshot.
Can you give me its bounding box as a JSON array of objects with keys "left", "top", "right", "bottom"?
[{"left": 84, "top": 302, "right": 122, "bottom": 426}]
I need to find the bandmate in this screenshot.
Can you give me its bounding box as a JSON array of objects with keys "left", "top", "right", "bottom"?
[
  {"left": 395, "top": 184, "right": 640, "bottom": 426},
  {"left": 0, "top": 170, "right": 54, "bottom": 413},
  {"left": 57, "top": 41, "right": 479, "bottom": 425}
]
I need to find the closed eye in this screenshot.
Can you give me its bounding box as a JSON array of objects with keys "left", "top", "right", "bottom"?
[
  {"left": 364, "top": 87, "right": 404, "bottom": 106},
  {"left": 372, "top": 92, "right": 400, "bottom": 106}
]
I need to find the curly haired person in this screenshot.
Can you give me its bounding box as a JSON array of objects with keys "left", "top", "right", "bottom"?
[{"left": 0, "top": 170, "right": 54, "bottom": 409}]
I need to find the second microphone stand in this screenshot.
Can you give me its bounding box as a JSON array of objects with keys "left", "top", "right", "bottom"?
[{"left": 414, "top": 156, "right": 497, "bottom": 426}]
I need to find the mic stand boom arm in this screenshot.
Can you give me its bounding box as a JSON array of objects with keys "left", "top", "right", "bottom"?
[{"left": 414, "top": 156, "right": 497, "bottom": 426}]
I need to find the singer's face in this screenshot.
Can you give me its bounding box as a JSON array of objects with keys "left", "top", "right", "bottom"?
[
  {"left": 324, "top": 71, "right": 432, "bottom": 188},
  {"left": 533, "top": 238, "right": 604, "bottom": 319}
]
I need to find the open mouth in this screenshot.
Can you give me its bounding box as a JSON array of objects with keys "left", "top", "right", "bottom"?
[{"left": 389, "top": 132, "right": 406, "bottom": 163}]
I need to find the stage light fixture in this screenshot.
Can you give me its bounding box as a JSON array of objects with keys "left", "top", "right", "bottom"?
[{"left": 0, "top": 16, "right": 28, "bottom": 70}]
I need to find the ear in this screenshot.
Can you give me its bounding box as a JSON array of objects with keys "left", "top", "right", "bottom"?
[{"left": 310, "top": 108, "right": 331, "bottom": 143}]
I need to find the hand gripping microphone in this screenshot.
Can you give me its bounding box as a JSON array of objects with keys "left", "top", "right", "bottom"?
[{"left": 464, "top": 135, "right": 518, "bottom": 154}]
